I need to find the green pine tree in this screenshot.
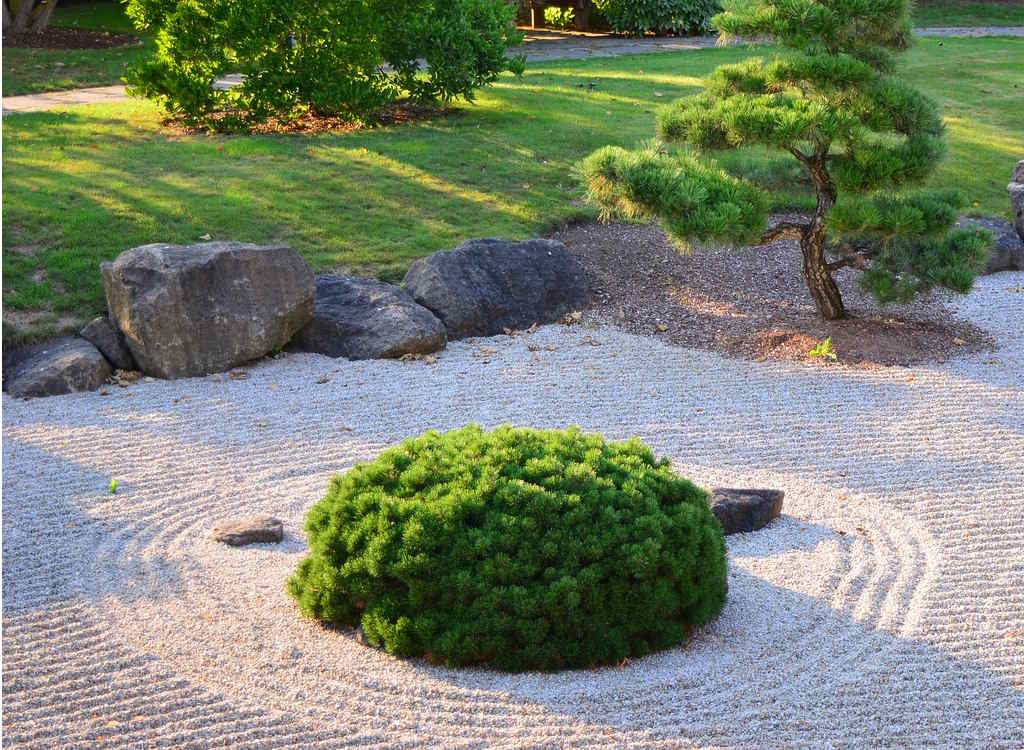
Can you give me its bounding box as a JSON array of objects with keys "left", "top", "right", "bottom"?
[{"left": 581, "top": 0, "right": 990, "bottom": 320}]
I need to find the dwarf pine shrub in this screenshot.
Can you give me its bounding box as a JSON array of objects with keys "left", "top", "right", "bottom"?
[{"left": 288, "top": 425, "right": 727, "bottom": 672}]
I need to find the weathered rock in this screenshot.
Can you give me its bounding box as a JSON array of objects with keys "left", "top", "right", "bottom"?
[
  {"left": 4, "top": 336, "right": 113, "bottom": 398},
  {"left": 102, "top": 242, "right": 315, "bottom": 379},
  {"left": 403, "top": 238, "right": 591, "bottom": 339},
  {"left": 1010, "top": 160, "right": 1024, "bottom": 242},
  {"left": 956, "top": 217, "right": 1024, "bottom": 274},
  {"left": 80, "top": 316, "right": 136, "bottom": 371},
  {"left": 709, "top": 488, "right": 784, "bottom": 535},
  {"left": 292, "top": 275, "right": 446, "bottom": 359},
  {"left": 212, "top": 516, "right": 284, "bottom": 546}
]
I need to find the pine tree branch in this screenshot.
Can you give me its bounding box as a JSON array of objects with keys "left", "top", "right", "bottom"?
[
  {"left": 826, "top": 243, "right": 878, "bottom": 271},
  {"left": 760, "top": 221, "right": 808, "bottom": 244}
]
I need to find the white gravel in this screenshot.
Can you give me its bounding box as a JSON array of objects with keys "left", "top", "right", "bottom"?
[{"left": 3, "top": 272, "right": 1024, "bottom": 749}]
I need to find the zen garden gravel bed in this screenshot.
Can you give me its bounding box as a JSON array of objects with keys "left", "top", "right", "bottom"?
[{"left": 2, "top": 270, "right": 1022, "bottom": 748}]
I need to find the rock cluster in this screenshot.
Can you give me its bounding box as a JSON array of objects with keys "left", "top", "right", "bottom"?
[{"left": 4, "top": 237, "right": 590, "bottom": 398}]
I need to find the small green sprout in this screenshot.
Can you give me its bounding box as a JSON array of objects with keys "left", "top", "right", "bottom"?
[
  {"left": 109, "top": 479, "right": 119, "bottom": 495},
  {"left": 809, "top": 337, "right": 838, "bottom": 362}
]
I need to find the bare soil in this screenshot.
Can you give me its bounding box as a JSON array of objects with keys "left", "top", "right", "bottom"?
[
  {"left": 551, "top": 220, "right": 994, "bottom": 368},
  {"left": 2, "top": 26, "right": 139, "bottom": 49}
]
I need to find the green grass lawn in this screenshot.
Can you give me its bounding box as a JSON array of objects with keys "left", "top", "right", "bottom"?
[
  {"left": 913, "top": 0, "right": 1024, "bottom": 26},
  {"left": 2, "top": 0, "right": 150, "bottom": 96},
  {"left": 3, "top": 37, "right": 1022, "bottom": 344}
]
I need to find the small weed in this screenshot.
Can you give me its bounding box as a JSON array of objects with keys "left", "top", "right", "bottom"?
[
  {"left": 809, "top": 337, "right": 838, "bottom": 362},
  {"left": 109, "top": 479, "right": 119, "bottom": 494}
]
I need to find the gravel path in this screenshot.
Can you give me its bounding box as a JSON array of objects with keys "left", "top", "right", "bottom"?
[{"left": 3, "top": 272, "right": 1023, "bottom": 749}]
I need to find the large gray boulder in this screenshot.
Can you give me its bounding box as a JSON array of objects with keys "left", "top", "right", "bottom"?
[
  {"left": 4, "top": 336, "right": 112, "bottom": 398},
  {"left": 80, "top": 316, "right": 136, "bottom": 371},
  {"left": 102, "top": 242, "right": 315, "bottom": 379},
  {"left": 956, "top": 217, "right": 1024, "bottom": 274},
  {"left": 292, "top": 275, "right": 446, "bottom": 360},
  {"left": 1010, "top": 160, "right": 1024, "bottom": 242},
  {"left": 403, "top": 238, "right": 591, "bottom": 339}
]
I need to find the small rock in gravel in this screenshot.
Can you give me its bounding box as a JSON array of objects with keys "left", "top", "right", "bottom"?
[
  {"left": 212, "top": 516, "right": 284, "bottom": 546},
  {"left": 710, "top": 488, "right": 784, "bottom": 535}
]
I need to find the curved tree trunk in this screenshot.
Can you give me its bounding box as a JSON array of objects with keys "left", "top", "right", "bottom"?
[{"left": 800, "top": 153, "right": 846, "bottom": 320}]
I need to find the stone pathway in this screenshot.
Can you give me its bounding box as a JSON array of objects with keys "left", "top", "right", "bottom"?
[{"left": 3, "top": 27, "right": 1022, "bottom": 114}]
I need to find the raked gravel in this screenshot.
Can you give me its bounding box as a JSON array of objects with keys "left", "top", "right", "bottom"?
[{"left": 3, "top": 272, "right": 1024, "bottom": 749}]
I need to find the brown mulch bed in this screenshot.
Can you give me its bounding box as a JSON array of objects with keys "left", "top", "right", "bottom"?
[
  {"left": 2, "top": 26, "right": 140, "bottom": 49},
  {"left": 550, "top": 219, "right": 994, "bottom": 368},
  {"left": 164, "top": 101, "right": 457, "bottom": 135}
]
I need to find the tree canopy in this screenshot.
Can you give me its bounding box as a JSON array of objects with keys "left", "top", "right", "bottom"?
[{"left": 582, "top": 0, "right": 990, "bottom": 319}]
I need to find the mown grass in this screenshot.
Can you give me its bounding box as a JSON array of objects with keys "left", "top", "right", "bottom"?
[
  {"left": 2, "top": 0, "right": 149, "bottom": 96},
  {"left": 913, "top": 0, "right": 1024, "bottom": 27},
  {"left": 3, "top": 37, "right": 1022, "bottom": 344}
]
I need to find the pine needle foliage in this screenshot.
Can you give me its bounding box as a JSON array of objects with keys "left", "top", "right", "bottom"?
[
  {"left": 288, "top": 425, "right": 728, "bottom": 672},
  {"left": 581, "top": 0, "right": 991, "bottom": 319}
]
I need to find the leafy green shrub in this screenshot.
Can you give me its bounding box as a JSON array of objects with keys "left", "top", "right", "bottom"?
[
  {"left": 289, "top": 425, "right": 727, "bottom": 672},
  {"left": 125, "top": 0, "right": 523, "bottom": 131},
  {"left": 593, "top": 0, "right": 720, "bottom": 35},
  {"left": 544, "top": 6, "right": 575, "bottom": 30}
]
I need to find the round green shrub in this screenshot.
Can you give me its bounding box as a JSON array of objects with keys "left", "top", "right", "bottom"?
[
  {"left": 124, "top": 0, "right": 523, "bottom": 131},
  {"left": 288, "top": 425, "right": 727, "bottom": 672}
]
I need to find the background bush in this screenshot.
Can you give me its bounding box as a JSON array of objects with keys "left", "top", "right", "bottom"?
[
  {"left": 125, "top": 0, "right": 523, "bottom": 131},
  {"left": 289, "top": 425, "right": 727, "bottom": 672},
  {"left": 593, "top": 0, "right": 720, "bottom": 35}
]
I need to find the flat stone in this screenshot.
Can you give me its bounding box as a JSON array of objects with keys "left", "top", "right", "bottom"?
[
  {"left": 212, "top": 516, "right": 284, "bottom": 546},
  {"left": 3, "top": 336, "right": 113, "bottom": 399},
  {"left": 80, "top": 316, "right": 136, "bottom": 371},
  {"left": 292, "top": 275, "right": 446, "bottom": 359},
  {"left": 102, "top": 241, "right": 314, "bottom": 379},
  {"left": 403, "top": 238, "right": 591, "bottom": 339},
  {"left": 956, "top": 217, "right": 1024, "bottom": 274},
  {"left": 709, "top": 488, "right": 784, "bottom": 535}
]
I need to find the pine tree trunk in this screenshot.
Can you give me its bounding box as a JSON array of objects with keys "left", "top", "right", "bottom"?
[
  {"left": 801, "top": 232, "right": 845, "bottom": 320},
  {"left": 801, "top": 154, "right": 846, "bottom": 320}
]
